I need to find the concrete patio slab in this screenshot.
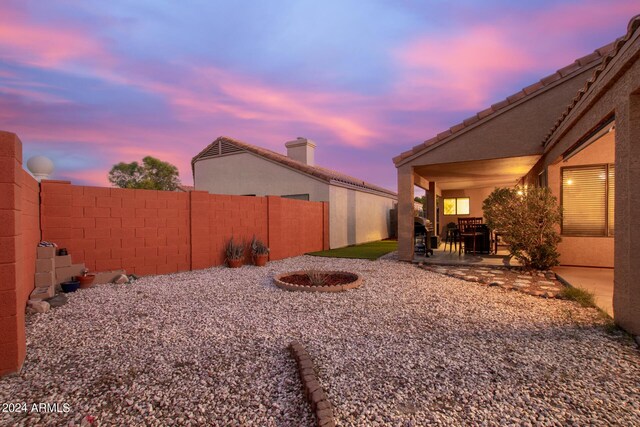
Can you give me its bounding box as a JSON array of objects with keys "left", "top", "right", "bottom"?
[
  {"left": 554, "top": 266, "right": 614, "bottom": 317},
  {"left": 416, "top": 245, "right": 521, "bottom": 267}
]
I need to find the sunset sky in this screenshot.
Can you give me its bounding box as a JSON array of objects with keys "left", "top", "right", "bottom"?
[{"left": 1, "top": 1, "right": 637, "bottom": 190}]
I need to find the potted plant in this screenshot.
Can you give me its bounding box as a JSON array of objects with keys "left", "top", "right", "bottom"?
[
  {"left": 78, "top": 268, "right": 95, "bottom": 289},
  {"left": 226, "top": 237, "right": 245, "bottom": 268},
  {"left": 251, "top": 235, "right": 270, "bottom": 266}
]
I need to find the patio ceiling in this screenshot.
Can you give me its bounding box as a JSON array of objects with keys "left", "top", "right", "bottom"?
[{"left": 414, "top": 155, "right": 540, "bottom": 190}]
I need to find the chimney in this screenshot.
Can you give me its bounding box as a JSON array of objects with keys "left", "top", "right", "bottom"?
[{"left": 285, "top": 137, "right": 316, "bottom": 166}]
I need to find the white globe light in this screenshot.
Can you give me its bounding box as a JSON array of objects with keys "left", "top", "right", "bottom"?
[{"left": 26, "top": 156, "right": 55, "bottom": 181}]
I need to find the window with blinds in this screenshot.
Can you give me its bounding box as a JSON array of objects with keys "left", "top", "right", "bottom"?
[
  {"left": 561, "top": 164, "right": 614, "bottom": 236},
  {"left": 608, "top": 165, "right": 615, "bottom": 235}
]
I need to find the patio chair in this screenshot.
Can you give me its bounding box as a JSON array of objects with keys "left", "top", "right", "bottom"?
[
  {"left": 444, "top": 222, "right": 458, "bottom": 252},
  {"left": 458, "top": 217, "right": 483, "bottom": 255}
]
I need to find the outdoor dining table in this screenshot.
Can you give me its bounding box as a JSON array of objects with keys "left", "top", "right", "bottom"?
[{"left": 458, "top": 221, "right": 491, "bottom": 255}]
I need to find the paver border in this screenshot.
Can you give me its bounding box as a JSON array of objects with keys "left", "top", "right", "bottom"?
[
  {"left": 288, "top": 341, "right": 335, "bottom": 427},
  {"left": 419, "top": 263, "right": 564, "bottom": 299}
]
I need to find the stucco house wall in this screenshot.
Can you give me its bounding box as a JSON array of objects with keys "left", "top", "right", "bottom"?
[
  {"left": 438, "top": 186, "right": 495, "bottom": 236},
  {"left": 193, "top": 141, "right": 396, "bottom": 249},
  {"left": 329, "top": 186, "right": 395, "bottom": 248},
  {"left": 194, "top": 152, "right": 330, "bottom": 200},
  {"left": 532, "top": 22, "right": 639, "bottom": 333},
  {"left": 546, "top": 131, "right": 615, "bottom": 267},
  {"left": 393, "top": 15, "right": 640, "bottom": 335}
]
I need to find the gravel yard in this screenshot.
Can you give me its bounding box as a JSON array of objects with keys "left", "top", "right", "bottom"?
[{"left": 1, "top": 255, "right": 639, "bottom": 426}]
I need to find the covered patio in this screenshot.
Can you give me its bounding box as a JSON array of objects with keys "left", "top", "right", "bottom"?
[
  {"left": 409, "top": 156, "right": 539, "bottom": 265},
  {"left": 394, "top": 15, "right": 640, "bottom": 337},
  {"left": 394, "top": 40, "right": 608, "bottom": 263}
]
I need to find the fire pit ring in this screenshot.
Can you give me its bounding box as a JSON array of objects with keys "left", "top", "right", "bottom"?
[{"left": 273, "top": 270, "right": 363, "bottom": 292}]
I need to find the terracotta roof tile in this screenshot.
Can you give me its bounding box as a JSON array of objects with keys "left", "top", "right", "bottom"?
[
  {"left": 392, "top": 154, "right": 404, "bottom": 163},
  {"left": 411, "top": 142, "right": 426, "bottom": 154},
  {"left": 491, "top": 99, "right": 510, "bottom": 111},
  {"left": 437, "top": 130, "right": 452, "bottom": 140},
  {"left": 193, "top": 136, "right": 396, "bottom": 197},
  {"left": 176, "top": 185, "right": 194, "bottom": 192},
  {"left": 393, "top": 33, "right": 617, "bottom": 166},
  {"left": 463, "top": 115, "right": 480, "bottom": 127},
  {"left": 522, "top": 81, "right": 544, "bottom": 95},
  {"left": 576, "top": 51, "right": 601, "bottom": 66},
  {"left": 540, "top": 72, "right": 562, "bottom": 85},
  {"left": 449, "top": 123, "right": 465, "bottom": 133},
  {"left": 424, "top": 136, "right": 439, "bottom": 147},
  {"left": 477, "top": 107, "right": 494, "bottom": 119},
  {"left": 557, "top": 61, "right": 582, "bottom": 77},
  {"left": 597, "top": 42, "right": 616, "bottom": 55},
  {"left": 506, "top": 91, "right": 526, "bottom": 103}
]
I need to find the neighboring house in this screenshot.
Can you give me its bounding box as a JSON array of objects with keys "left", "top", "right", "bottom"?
[
  {"left": 192, "top": 136, "right": 397, "bottom": 248},
  {"left": 175, "top": 185, "right": 194, "bottom": 192},
  {"left": 393, "top": 15, "right": 640, "bottom": 335}
]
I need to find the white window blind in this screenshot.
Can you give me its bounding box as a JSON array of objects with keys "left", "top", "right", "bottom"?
[{"left": 562, "top": 165, "right": 614, "bottom": 236}]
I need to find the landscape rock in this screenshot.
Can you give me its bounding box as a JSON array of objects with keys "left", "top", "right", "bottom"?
[
  {"left": 2, "top": 255, "right": 637, "bottom": 426},
  {"left": 113, "top": 274, "right": 129, "bottom": 284},
  {"left": 27, "top": 300, "right": 49, "bottom": 313},
  {"left": 45, "top": 294, "right": 68, "bottom": 308}
]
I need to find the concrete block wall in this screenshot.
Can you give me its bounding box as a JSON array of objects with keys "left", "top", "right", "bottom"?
[
  {"left": 190, "top": 192, "right": 269, "bottom": 268},
  {"left": 191, "top": 193, "right": 327, "bottom": 267},
  {"left": 269, "top": 196, "right": 328, "bottom": 260},
  {"left": 39, "top": 185, "right": 329, "bottom": 274},
  {"left": 0, "top": 132, "right": 40, "bottom": 376},
  {"left": 1, "top": 130, "right": 330, "bottom": 376},
  {"left": 40, "top": 182, "right": 192, "bottom": 276}
]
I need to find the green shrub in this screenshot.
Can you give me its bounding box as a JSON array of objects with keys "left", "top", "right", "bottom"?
[{"left": 483, "top": 186, "right": 562, "bottom": 270}]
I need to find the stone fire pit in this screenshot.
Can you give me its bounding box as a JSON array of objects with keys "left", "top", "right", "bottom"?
[{"left": 273, "top": 270, "right": 362, "bottom": 292}]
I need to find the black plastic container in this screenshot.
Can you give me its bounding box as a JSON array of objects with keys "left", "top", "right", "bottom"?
[{"left": 61, "top": 280, "right": 80, "bottom": 293}]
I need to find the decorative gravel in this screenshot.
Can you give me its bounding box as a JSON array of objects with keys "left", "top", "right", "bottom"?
[{"left": 1, "top": 255, "right": 639, "bottom": 426}]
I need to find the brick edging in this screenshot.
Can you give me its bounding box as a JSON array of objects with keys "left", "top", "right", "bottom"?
[
  {"left": 274, "top": 271, "right": 362, "bottom": 293},
  {"left": 288, "top": 341, "right": 335, "bottom": 427}
]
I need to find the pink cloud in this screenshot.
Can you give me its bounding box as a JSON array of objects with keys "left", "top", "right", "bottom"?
[
  {"left": 394, "top": 26, "right": 535, "bottom": 111},
  {"left": 0, "top": 86, "right": 70, "bottom": 104},
  {"left": 121, "top": 65, "right": 378, "bottom": 148},
  {"left": 524, "top": 1, "right": 639, "bottom": 38},
  {"left": 0, "top": 17, "right": 113, "bottom": 69},
  {"left": 2, "top": 0, "right": 636, "bottom": 191},
  {"left": 56, "top": 168, "right": 111, "bottom": 187},
  {"left": 391, "top": 1, "right": 638, "bottom": 114}
]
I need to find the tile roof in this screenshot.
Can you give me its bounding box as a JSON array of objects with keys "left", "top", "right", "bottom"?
[
  {"left": 393, "top": 39, "right": 616, "bottom": 166},
  {"left": 543, "top": 14, "right": 640, "bottom": 146},
  {"left": 192, "top": 136, "right": 397, "bottom": 197},
  {"left": 176, "top": 185, "right": 194, "bottom": 192}
]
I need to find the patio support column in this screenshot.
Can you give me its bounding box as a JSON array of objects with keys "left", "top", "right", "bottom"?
[
  {"left": 613, "top": 91, "right": 640, "bottom": 336},
  {"left": 397, "top": 164, "right": 414, "bottom": 261},
  {"left": 426, "top": 181, "right": 437, "bottom": 243}
]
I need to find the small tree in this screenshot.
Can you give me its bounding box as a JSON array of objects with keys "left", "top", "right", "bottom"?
[
  {"left": 108, "top": 156, "right": 181, "bottom": 191},
  {"left": 483, "top": 186, "right": 562, "bottom": 270}
]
